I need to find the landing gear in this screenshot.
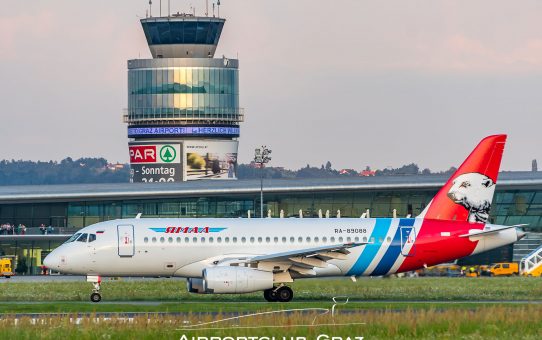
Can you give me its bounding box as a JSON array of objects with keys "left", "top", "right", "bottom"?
[
  {"left": 90, "top": 292, "right": 102, "bottom": 303},
  {"left": 263, "top": 286, "right": 294, "bottom": 302},
  {"left": 87, "top": 275, "right": 102, "bottom": 303}
]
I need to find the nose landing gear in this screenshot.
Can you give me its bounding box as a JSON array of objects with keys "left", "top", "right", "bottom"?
[{"left": 87, "top": 275, "right": 102, "bottom": 303}]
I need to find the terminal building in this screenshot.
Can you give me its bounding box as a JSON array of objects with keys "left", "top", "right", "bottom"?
[
  {"left": 125, "top": 12, "right": 242, "bottom": 182},
  {"left": 1, "top": 172, "right": 542, "bottom": 274}
]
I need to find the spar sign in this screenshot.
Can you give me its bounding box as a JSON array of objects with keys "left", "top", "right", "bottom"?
[{"left": 129, "top": 144, "right": 181, "bottom": 164}]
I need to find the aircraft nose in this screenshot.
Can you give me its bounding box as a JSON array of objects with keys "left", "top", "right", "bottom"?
[
  {"left": 43, "top": 251, "right": 60, "bottom": 269},
  {"left": 516, "top": 228, "right": 526, "bottom": 241}
]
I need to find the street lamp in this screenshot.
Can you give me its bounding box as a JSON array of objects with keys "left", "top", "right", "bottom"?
[{"left": 254, "top": 146, "right": 272, "bottom": 218}]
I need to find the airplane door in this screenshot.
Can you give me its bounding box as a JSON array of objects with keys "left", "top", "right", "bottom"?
[
  {"left": 117, "top": 224, "right": 135, "bottom": 257},
  {"left": 400, "top": 226, "right": 416, "bottom": 256}
]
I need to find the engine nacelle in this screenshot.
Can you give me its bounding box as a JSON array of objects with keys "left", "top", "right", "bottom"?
[
  {"left": 205, "top": 267, "right": 274, "bottom": 294},
  {"left": 187, "top": 278, "right": 206, "bottom": 294},
  {"left": 187, "top": 267, "right": 274, "bottom": 294}
]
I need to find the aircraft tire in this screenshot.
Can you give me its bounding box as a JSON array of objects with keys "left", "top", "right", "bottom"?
[
  {"left": 263, "top": 288, "right": 278, "bottom": 302},
  {"left": 277, "top": 286, "right": 293, "bottom": 302},
  {"left": 90, "top": 292, "right": 102, "bottom": 303}
]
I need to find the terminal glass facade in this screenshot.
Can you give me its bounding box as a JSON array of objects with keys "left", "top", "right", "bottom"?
[{"left": 1, "top": 189, "right": 541, "bottom": 232}]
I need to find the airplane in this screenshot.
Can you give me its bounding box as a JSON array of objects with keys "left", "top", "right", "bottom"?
[{"left": 44, "top": 134, "right": 525, "bottom": 303}]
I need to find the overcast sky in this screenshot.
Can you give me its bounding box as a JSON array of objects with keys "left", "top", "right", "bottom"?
[{"left": 1, "top": 1, "right": 541, "bottom": 171}]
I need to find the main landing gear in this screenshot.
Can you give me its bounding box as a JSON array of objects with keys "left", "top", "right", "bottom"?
[
  {"left": 87, "top": 275, "right": 102, "bottom": 303},
  {"left": 263, "top": 286, "right": 293, "bottom": 302}
]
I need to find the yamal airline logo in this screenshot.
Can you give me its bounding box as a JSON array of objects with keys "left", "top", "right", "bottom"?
[{"left": 150, "top": 226, "right": 227, "bottom": 234}]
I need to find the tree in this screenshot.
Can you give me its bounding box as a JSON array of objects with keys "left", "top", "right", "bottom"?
[
  {"left": 15, "top": 257, "right": 28, "bottom": 275},
  {"left": 325, "top": 161, "right": 332, "bottom": 171}
]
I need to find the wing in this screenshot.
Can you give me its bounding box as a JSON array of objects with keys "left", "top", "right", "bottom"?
[{"left": 247, "top": 242, "right": 366, "bottom": 277}]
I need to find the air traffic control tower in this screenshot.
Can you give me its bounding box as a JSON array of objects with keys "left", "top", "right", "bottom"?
[{"left": 125, "top": 10, "right": 242, "bottom": 182}]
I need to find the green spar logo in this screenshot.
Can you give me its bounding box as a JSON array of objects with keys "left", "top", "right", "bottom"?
[{"left": 159, "top": 145, "right": 177, "bottom": 163}]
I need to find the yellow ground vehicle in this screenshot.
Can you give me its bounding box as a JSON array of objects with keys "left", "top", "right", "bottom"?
[
  {"left": 0, "top": 258, "right": 13, "bottom": 278},
  {"left": 488, "top": 262, "right": 519, "bottom": 276},
  {"left": 521, "top": 264, "right": 542, "bottom": 277}
]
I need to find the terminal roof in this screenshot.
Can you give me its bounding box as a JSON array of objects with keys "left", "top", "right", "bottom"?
[{"left": 0, "top": 172, "right": 541, "bottom": 204}]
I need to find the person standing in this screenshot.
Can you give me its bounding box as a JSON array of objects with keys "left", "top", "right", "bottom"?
[
  {"left": 20, "top": 224, "right": 26, "bottom": 235},
  {"left": 39, "top": 224, "right": 46, "bottom": 235}
]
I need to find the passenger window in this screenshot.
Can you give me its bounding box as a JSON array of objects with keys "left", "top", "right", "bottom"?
[
  {"left": 168, "top": 237, "right": 173, "bottom": 243},
  {"left": 503, "top": 264, "right": 510, "bottom": 269},
  {"left": 298, "top": 237, "right": 303, "bottom": 243},
  {"left": 282, "top": 237, "right": 286, "bottom": 243},
  {"left": 152, "top": 237, "right": 157, "bottom": 243},
  {"left": 209, "top": 237, "right": 214, "bottom": 243},
  {"left": 338, "top": 237, "right": 343, "bottom": 242},
  {"left": 241, "top": 237, "right": 246, "bottom": 243},
  {"left": 77, "top": 233, "right": 88, "bottom": 242},
  {"left": 495, "top": 264, "right": 501, "bottom": 268},
  {"left": 217, "top": 237, "right": 222, "bottom": 243},
  {"left": 322, "top": 237, "right": 327, "bottom": 243},
  {"left": 330, "top": 237, "right": 336, "bottom": 243},
  {"left": 306, "top": 237, "right": 311, "bottom": 243},
  {"left": 250, "top": 237, "right": 255, "bottom": 243},
  {"left": 160, "top": 237, "right": 165, "bottom": 243},
  {"left": 274, "top": 237, "right": 278, "bottom": 243},
  {"left": 89, "top": 234, "right": 97, "bottom": 243},
  {"left": 184, "top": 237, "right": 189, "bottom": 243},
  {"left": 258, "top": 237, "right": 262, "bottom": 243},
  {"left": 233, "top": 237, "right": 238, "bottom": 243},
  {"left": 176, "top": 237, "right": 181, "bottom": 243},
  {"left": 266, "top": 237, "right": 271, "bottom": 243}
]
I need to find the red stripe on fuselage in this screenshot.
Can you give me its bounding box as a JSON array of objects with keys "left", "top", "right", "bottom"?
[{"left": 397, "top": 219, "right": 485, "bottom": 272}]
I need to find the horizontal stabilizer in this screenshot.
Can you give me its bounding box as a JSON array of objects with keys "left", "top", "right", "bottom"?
[{"left": 459, "top": 225, "right": 517, "bottom": 238}]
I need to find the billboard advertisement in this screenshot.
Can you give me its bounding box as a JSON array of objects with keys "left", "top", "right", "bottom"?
[
  {"left": 129, "top": 143, "right": 182, "bottom": 183},
  {"left": 185, "top": 141, "right": 238, "bottom": 180},
  {"left": 128, "top": 126, "right": 240, "bottom": 138}
]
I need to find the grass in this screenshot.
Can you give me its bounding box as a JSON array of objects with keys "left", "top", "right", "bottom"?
[
  {"left": 0, "top": 276, "right": 541, "bottom": 302},
  {"left": 0, "top": 306, "right": 541, "bottom": 339},
  {"left": 1, "top": 277, "right": 541, "bottom": 338}
]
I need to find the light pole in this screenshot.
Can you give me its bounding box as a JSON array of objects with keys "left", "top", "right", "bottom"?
[{"left": 254, "top": 146, "right": 272, "bottom": 218}]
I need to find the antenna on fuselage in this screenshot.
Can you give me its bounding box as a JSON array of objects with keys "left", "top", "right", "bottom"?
[{"left": 136, "top": 213, "right": 142, "bottom": 219}]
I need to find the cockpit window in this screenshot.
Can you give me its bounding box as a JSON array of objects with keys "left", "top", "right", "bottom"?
[
  {"left": 76, "top": 233, "right": 88, "bottom": 242},
  {"left": 88, "top": 234, "right": 96, "bottom": 243},
  {"left": 64, "top": 233, "right": 81, "bottom": 244}
]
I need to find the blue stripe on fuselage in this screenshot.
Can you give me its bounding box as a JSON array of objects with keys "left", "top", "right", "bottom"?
[
  {"left": 370, "top": 218, "right": 415, "bottom": 276},
  {"left": 346, "top": 218, "right": 392, "bottom": 276}
]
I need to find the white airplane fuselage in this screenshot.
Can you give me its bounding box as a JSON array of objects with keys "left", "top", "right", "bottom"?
[{"left": 44, "top": 217, "right": 521, "bottom": 279}]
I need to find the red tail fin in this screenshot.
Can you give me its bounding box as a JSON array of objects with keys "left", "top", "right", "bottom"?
[{"left": 419, "top": 135, "right": 507, "bottom": 223}]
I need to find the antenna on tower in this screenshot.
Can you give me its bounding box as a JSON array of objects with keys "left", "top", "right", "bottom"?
[
  {"left": 212, "top": 2, "right": 215, "bottom": 17},
  {"left": 217, "top": 0, "right": 221, "bottom": 18},
  {"left": 168, "top": 0, "right": 171, "bottom": 17},
  {"left": 205, "top": 0, "right": 209, "bottom": 17},
  {"left": 149, "top": 0, "right": 153, "bottom": 17},
  {"left": 159, "top": 0, "right": 162, "bottom": 17}
]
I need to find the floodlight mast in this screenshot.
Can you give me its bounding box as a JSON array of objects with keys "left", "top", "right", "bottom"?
[{"left": 254, "top": 146, "right": 272, "bottom": 218}]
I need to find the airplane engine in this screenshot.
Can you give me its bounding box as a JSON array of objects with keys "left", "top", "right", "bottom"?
[
  {"left": 187, "top": 267, "right": 274, "bottom": 294},
  {"left": 186, "top": 278, "right": 206, "bottom": 294}
]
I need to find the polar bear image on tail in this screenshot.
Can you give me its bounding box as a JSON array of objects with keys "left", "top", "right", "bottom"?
[{"left": 447, "top": 172, "right": 495, "bottom": 223}]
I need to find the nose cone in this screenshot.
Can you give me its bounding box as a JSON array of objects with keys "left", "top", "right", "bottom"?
[
  {"left": 43, "top": 251, "right": 60, "bottom": 269},
  {"left": 516, "top": 228, "right": 526, "bottom": 241}
]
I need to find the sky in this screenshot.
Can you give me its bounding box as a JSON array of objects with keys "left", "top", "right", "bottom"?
[{"left": 1, "top": 0, "right": 541, "bottom": 171}]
